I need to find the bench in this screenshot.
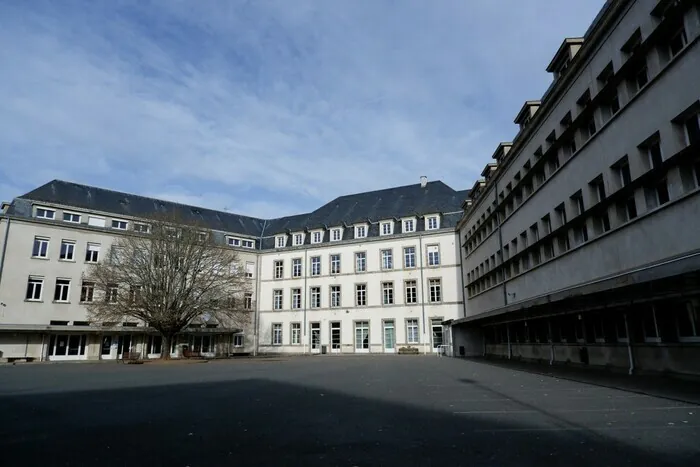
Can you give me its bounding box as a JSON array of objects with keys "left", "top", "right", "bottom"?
[{"left": 121, "top": 351, "right": 142, "bottom": 364}]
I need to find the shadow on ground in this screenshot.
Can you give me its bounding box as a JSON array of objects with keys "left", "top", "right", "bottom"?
[{"left": 0, "top": 375, "right": 693, "bottom": 467}]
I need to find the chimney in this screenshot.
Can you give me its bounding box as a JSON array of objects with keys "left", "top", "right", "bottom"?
[{"left": 420, "top": 176, "right": 428, "bottom": 188}]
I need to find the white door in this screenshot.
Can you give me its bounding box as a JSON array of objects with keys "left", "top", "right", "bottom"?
[
  {"left": 310, "top": 322, "right": 321, "bottom": 353},
  {"left": 431, "top": 319, "right": 444, "bottom": 353},
  {"left": 383, "top": 320, "right": 396, "bottom": 353},
  {"left": 330, "top": 322, "right": 341, "bottom": 353},
  {"left": 355, "top": 321, "right": 369, "bottom": 353}
]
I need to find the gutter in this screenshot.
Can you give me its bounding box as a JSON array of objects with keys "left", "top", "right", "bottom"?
[
  {"left": 418, "top": 233, "right": 427, "bottom": 354},
  {"left": 0, "top": 217, "right": 10, "bottom": 289},
  {"left": 254, "top": 219, "right": 267, "bottom": 356}
]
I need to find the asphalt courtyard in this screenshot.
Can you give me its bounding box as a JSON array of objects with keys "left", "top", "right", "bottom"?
[{"left": 1, "top": 356, "right": 698, "bottom": 467}]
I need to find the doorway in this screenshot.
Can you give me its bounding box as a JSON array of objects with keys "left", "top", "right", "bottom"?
[
  {"left": 383, "top": 320, "right": 396, "bottom": 353},
  {"left": 117, "top": 335, "right": 132, "bottom": 358},
  {"left": 355, "top": 321, "right": 369, "bottom": 353},
  {"left": 431, "top": 318, "right": 444, "bottom": 353},
  {"left": 330, "top": 322, "right": 341, "bottom": 353},
  {"left": 310, "top": 322, "right": 321, "bottom": 353}
]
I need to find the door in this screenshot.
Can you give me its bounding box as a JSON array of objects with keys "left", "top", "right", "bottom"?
[
  {"left": 431, "top": 319, "right": 444, "bottom": 353},
  {"left": 101, "top": 335, "right": 113, "bottom": 359},
  {"left": 330, "top": 322, "right": 341, "bottom": 353},
  {"left": 117, "top": 335, "right": 132, "bottom": 357},
  {"left": 310, "top": 322, "right": 321, "bottom": 353},
  {"left": 383, "top": 320, "right": 396, "bottom": 353},
  {"left": 355, "top": 321, "right": 369, "bottom": 353}
]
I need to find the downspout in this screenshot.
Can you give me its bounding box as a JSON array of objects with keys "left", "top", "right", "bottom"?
[
  {"left": 493, "top": 178, "right": 507, "bottom": 307},
  {"left": 418, "top": 233, "right": 427, "bottom": 355},
  {"left": 254, "top": 220, "right": 268, "bottom": 357},
  {"left": 457, "top": 236, "right": 467, "bottom": 319},
  {"left": 506, "top": 324, "right": 512, "bottom": 359},
  {"left": 303, "top": 248, "right": 308, "bottom": 355},
  {"left": 624, "top": 312, "right": 635, "bottom": 375},
  {"left": 0, "top": 218, "right": 11, "bottom": 288},
  {"left": 548, "top": 320, "right": 555, "bottom": 365}
]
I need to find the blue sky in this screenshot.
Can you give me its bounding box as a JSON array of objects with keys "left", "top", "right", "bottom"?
[{"left": 0, "top": 0, "right": 605, "bottom": 219}]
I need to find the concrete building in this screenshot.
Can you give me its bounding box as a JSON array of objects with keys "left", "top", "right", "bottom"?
[
  {"left": 449, "top": 0, "right": 700, "bottom": 375},
  {"left": 0, "top": 178, "right": 468, "bottom": 361}
]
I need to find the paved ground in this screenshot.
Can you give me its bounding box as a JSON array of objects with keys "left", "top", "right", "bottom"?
[{"left": 1, "top": 356, "right": 699, "bottom": 467}]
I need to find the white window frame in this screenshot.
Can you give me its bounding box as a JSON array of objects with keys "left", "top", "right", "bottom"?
[
  {"left": 241, "top": 239, "right": 254, "bottom": 248},
  {"left": 427, "top": 245, "right": 440, "bottom": 267},
  {"left": 106, "top": 284, "right": 119, "bottom": 303},
  {"left": 311, "top": 231, "right": 322, "bottom": 244},
  {"left": 310, "top": 287, "right": 321, "bottom": 308},
  {"left": 291, "top": 323, "right": 301, "bottom": 345},
  {"left": 59, "top": 240, "right": 76, "bottom": 261},
  {"left": 227, "top": 237, "right": 241, "bottom": 247},
  {"left": 25, "top": 276, "right": 44, "bottom": 301},
  {"left": 276, "top": 236, "right": 286, "bottom": 248},
  {"left": 426, "top": 216, "right": 439, "bottom": 230},
  {"left": 406, "top": 318, "right": 419, "bottom": 344},
  {"left": 381, "top": 249, "right": 393, "bottom": 270},
  {"left": 243, "top": 293, "right": 253, "bottom": 310},
  {"left": 331, "top": 228, "right": 342, "bottom": 241},
  {"left": 63, "top": 212, "right": 81, "bottom": 223},
  {"left": 245, "top": 262, "right": 255, "bottom": 278},
  {"left": 54, "top": 278, "right": 71, "bottom": 303},
  {"left": 85, "top": 243, "right": 100, "bottom": 263},
  {"left": 35, "top": 207, "right": 55, "bottom": 220},
  {"left": 273, "top": 290, "right": 283, "bottom": 310},
  {"left": 111, "top": 219, "right": 128, "bottom": 230},
  {"left": 133, "top": 222, "right": 150, "bottom": 233},
  {"left": 355, "top": 284, "right": 367, "bottom": 306},
  {"left": 330, "top": 285, "right": 341, "bottom": 308},
  {"left": 382, "top": 282, "right": 394, "bottom": 305},
  {"left": 293, "top": 233, "right": 304, "bottom": 246},
  {"left": 292, "top": 258, "right": 302, "bottom": 278},
  {"left": 291, "top": 288, "right": 302, "bottom": 309},
  {"left": 428, "top": 278, "right": 442, "bottom": 303},
  {"left": 233, "top": 334, "right": 244, "bottom": 347},
  {"left": 380, "top": 222, "right": 393, "bottom": 236},
  {"left": 32, "top": 237, "right": 49, "bottom": 258},
  {"left": 272, "top": 324, "right": 283, "bottom": 345},
  {"left": 310, "top": 256, "right": 321, "bottom": 276},
  {"left": 355, "top": 225, "right": 367, "bottom": 239},
  {"left": 80, "top": 281, "right": 95, "bottom": 303},
  {"left": 405, "top": 280, "right": 417, "bottom": 304},
  {"left": 330, "top": 254, "right": 341, "bottom": 274},
  {"left": 355, "top": 251, "right": 367, "bottom": 273},
  {"left": 404, "top": 246, "right": 416, "bottom": 268},
  {"left": 403, "top": 218, "right": 415, "bottom": 233},
  {"left": 274, "top": 260, "right": 284, "bottom": 280}
]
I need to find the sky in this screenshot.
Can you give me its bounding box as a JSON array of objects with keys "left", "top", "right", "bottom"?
[{"left": 0, "top": 0, "right": 606, "bottom": 219}]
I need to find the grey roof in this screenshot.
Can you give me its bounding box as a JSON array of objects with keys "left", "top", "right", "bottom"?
[{"left": 7, "top": 179, "right": 470, "bottom": 246}]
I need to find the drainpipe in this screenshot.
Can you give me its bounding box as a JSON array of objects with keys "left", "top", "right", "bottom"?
[
  {"left": 254, "top": 220, "right": 267, "bottom": 357},
  {"left": 624, "top": 312, "right": 635, "bottom": 375},
  {"left": 0, "top": 218, "right": 11, "bottom": 288},
  {"left": 303, "top": 248, "right": 309, "bottom": 355},
  {"left": 548, "top": 320, "right": 555, "bottom": 365},
  {"left": 458, "top": 238, "right": 467, "bottom": 319},
  {"left": 418, "top": 233, "right": 427, "bottom": 354},
  {"left": 506, "top": 324, "right": 512, "bottom": 359},
  {"left": 493, "top": 178, "right": 507, "bottom": 307}
]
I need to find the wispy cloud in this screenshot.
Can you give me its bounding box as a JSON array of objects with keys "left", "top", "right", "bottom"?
[{"left": 0, "top": 0, "right": 605, "bottom": 218}]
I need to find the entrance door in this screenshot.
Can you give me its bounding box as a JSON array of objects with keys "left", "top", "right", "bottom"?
[
  {"left": 330, "top": 322, "right": 341, "bottom": 353},
  {"left": 383, "top": 320, "right": 396, "bottom": 353},
  {"left": 431, "top": 319, "right": 444, "bottom": 353},
  {"left": 117, "top": 335, "right": 132, "bottom": 357},
  {"left": 354, "top": 321, "right": 369, "bottom": 353},
  {"left": 310, "top": 322, "right": 321, "bottom": 353},
  {"left": 101, "top": 336, "right": 112, "bottom": 356}
]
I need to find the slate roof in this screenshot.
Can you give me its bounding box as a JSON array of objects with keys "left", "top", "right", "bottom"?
[{"left": 7, "top": 179, "right": 470, "bottom": 246}]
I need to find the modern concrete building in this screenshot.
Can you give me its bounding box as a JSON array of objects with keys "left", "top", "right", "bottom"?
[
  {"left": 449, "top": 0, "right": 700, "bottom": 375},
  {"left": 0, "top": 178, "right": 468, "bottom": 361}
]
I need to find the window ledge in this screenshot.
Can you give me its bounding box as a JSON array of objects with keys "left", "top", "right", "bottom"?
[
  {"left": 31, "top": 256, "right": 49, "bottom": 260},
  {"left": 52, "top": 301, "right": 71, "bottom": 304},
  {"left": 58, "top": 259, "right": 76, "bottom": 263},
  {"left": 24, "top": 299, "right": 43, "bottom": 303}
]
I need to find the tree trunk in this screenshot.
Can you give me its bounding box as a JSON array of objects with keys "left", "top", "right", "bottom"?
[{"left": 161, "top": 333, "right": 173, "bottom": 360}]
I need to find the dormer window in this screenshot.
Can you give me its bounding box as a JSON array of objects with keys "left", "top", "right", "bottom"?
[
  {"left": 403, "top": 219, "right": 415, "bottom": 233},
  {"left": 111, "top": 219, "right": 128, "bottom": 230},
  {"left": 293, "top": 233, "right": 304, "bottom": 246},
  {"left": 228, "top": 237, "right": 241, "bottom": 247},
  {"left": 36, "top": 207, "right": 55, "bottom": 220},
  {"left": 355, "top": 225, "right": 367, "bottom": 239},
  {"left": 133, "top": 222, "right": 150, "bottom": 233},
  {"left": 380, "top": 222, "right": 393, "bottom": 236},
  {"left": 241, "top": 239, "right": 254, "bottom": 248},
  {"left": 311, "top": 231, "right": 322, "bottom": 244},
  {"left": 63, "top": 212, "right": 81, "bottom": 223},
  {"left": 276, "top": 236, "right": 286, "bottom": 248},
  {"left": 331, "top": 228, "right": 342, "bottom": 241},
  {"left": 426, "top": 216, "right": 439, "bottom": 230}
]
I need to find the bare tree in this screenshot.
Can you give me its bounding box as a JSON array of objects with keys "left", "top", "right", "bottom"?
[{"left": 84, "top": 212, "right": 252, "bottom": 359}]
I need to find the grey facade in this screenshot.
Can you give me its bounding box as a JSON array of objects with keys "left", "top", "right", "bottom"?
[{"left": 450, "top": 0, "right": 700, "bottom": 376}]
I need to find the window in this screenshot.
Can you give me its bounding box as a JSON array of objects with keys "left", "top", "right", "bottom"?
[
  {"left": 80, "top": 281, "right": 95, "bottom": 302},
  {"left": 276, "top": 236, "right": 285, "bottom": 248},
  {"left": 233, "top": 335, "right": 244, "bottom": 347},
  {"left": 355, "top": 284, "right": 367, "bottom": 306},
  {"left": 291, "top": 288, "right": 301, "bottom": 309},
  {"left": 646, "top": 178, "right": 670, "bottom": 208},
  {"left": 669, "top": 27, "right": 688, "bottom": 58},
  {"left": 241, "top": 239, "right": 254, "bottom": 249},
  {"left": 684, "top": 113, "right": 700, "bottom": 146},
  {"left": 25, "top": 277, "right": 43, "bottom": 301},
  {"left": 244, "top": 293, "right": 253, "bottom": 310},
  {"left": 330, "top": 254, "right": 341, "bottom": 274},
  {"left": 406, "top": 319, "right": 419, "bottom": 344},
  {"left": 106, "top": 284, "right": 118, "bottom": 303},
  {"left": 36, "top": 207, "right": 55, "bottom": 219},
  {"left": 128, "top": 285, "right": 142, "bottom": 303},
  {"left": 272, "top": 324, "right": 283, "bottom": 345},
  {"left": 245, "top": 262, "right": 254, "bottom": 278},
  {"left": 273, "top": 290, "right": 283, "bottom": 310},
  {"left": 614, "top": 156, "right": 632, "bottom": 188},
  {"left": 87, "top": 216, "right": 105, "bottom": 227},
  {"left": 133, "top": 222, "right": 150, "bottom": 233},
  {"left": 310, "top": 256, "right": 321, "bottom": 276},
  {"left": 427, "top": 245, "right": 440, "bottom": 266},
  {"left": 227, "top": 237, "right": 241, "bottom": 247},
  {"left": 586, "top": 117, "right": 597, "bottom": 139},
  {"left": 426, "top": 216, "right": 439, "bottom": 230},
  {"left": 355, "top": 226, "right": 366, "bottom": 239},
  {"left": 293, "top": 233, "right": 304, "bottom": 246},
  {"left": 291, "top": 323, "right": 301, "bottom": 345},
  {"left": 63, "top": 212, "right": 81, "bottom": 223},
  {"left": 530, "top": 224, "right": 539, "bottom": 242},
  {"left": 32, "top": 237, "right": 49, "bottom": 258},
  {"left": 85, "top": 243, "right": 100, "bottom": 263},
  {"left": 331, "top": 229, "right": 342, "bottom": 241},
  {"left": 675, "top": 301, "right": 699, "bottom": 339},
  {"left": 647, "top": 140, "right": 663, "bottom": 170},
  {"left": 355, "top": 252, "right": 367, "bottom": 273},
  {"left": 590, "top": 175, "right": 606, "bottom": 203},
  {"left": 595, "top": 211, "right": 611, "bottom": 234},
  {"left": 629, "top": 63, "right": 648, "bottom": 94},
  {"left": 403, "top": 219, "right": 415, "bottom": 233},
  {"left": 273, "top": 260, "right": 284, "bottom": 279},
  {"left": 311, "top": 231, "right": 322, "bottom": 244},
  {"left": 542, "top": 214, "right": 552, "bottom": 235},
  {"left": 330, "top": 285, "right": 341, "bottom": 308},
  {"left": 405, "top": 280, "right": 417, "bottom": 304},
  {"left": 404, "top": 246, "right": 416, "bottom": 268},
  {"left": 544, "top": 240, "right": 555, "bottom": 260},
  {"left": 621, "top": 28, "right": 642, "bottom": 56},
  {"left": 54, "top": 279, "right": 70, "bottom": 302},
  {"left": 292, "top": 258, "right": 302, "bottom": 278},
  {"left": 618, "top": 196, "right": 638, "bottom": 222},
  {"left": 59, "top": 240, "right": 75, "bottom": 261},
  {"left": 574, "top": 224, "right": 589, "bottom": 245},
  {"left": 558, "top": 233, "right": 570, "bottom": 253},
  {"left": 382, "top": 282, "right": 394, "bottom": 305},
  {"left": 381, "top": 249, "right": 393, "bottom": 270},
  {"left": 380, "top": 222, "right": 393, "bottom": 236},
  {"left": 111, "top": 219, "right": 128, "bottom": 230},
  {"left": 571, "top": 191, "right": 585, "bottom": 216},
  {"left": 310, "top": 287, "right": 321, "bottom": 308},
  {"left": 428, "top": 279, "right": 441, "bottom": 303}
]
